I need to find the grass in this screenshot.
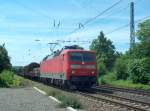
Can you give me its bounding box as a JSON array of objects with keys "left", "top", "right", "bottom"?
[
  {"left": 110, "top": 80, "right": 150, "bottom": 90},
  {"left": 58, "top": 95, "right": 82, "bottom": 109},
  {"left": 13, "top": 75, "right": 34, "bottom": 87},
  {"left": 34, "top": 83, "right": 83, "bottom": 109},
  {"left": 99, "top": 73, "right": 150, "bottom": 90}
]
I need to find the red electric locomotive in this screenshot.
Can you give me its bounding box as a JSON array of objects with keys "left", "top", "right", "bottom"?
[{"left": 40, "top": 46, "right": 97, "bottom": 89}]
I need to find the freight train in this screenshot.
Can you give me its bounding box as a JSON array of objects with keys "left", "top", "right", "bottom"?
[{"left": 23, "top": 46, "right": 97, "bottom": 89}]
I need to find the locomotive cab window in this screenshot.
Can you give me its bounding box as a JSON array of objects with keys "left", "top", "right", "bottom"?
[
  {"left": 83, "top": 53, "right": 95, "bottom": 62},
  {"left": 69, "top": 52, "right": 95, "bottom": 62},
  {"left": 69, "top": 53, "right": 82, "bottom": 61}
]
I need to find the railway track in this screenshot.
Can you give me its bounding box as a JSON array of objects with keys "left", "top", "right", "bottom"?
[
  {"left": 22, "top": 76, "right": 150, "bottom": 110},
  {"left": 96, "top": 85, "right": 150, "bottom": 96},
  {"left": 78, "top": 91, "right": 150, "bottom": 111}
]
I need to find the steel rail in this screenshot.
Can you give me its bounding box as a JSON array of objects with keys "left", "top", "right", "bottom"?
[
  {"left": 78, "top": 92, "right": 149, "bottom": 111},
  {"left": 96, "top": 85, "right": 150, "bottom": 96},
  {"left": 96, "top": 92, "right": 150, "bottom": 107}
]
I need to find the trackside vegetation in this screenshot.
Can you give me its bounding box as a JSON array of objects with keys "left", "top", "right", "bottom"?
[
  {"left": 34, "top": 83, "right": 83, "bottom": 109},
  {"left": 0, "top": 44, "right": 11, "bottom": 73},
  {"left": 90, "top": 19, "right": 150, "bottom": 90},
  {"left": 0, "top": 70, "right": 15, "bottom": 87},
  {"left": 0, "top": 45, "right": 24, "bottom": 87},
  {"left": 0, "top": 70, "right": 32, "bottom": 88}
]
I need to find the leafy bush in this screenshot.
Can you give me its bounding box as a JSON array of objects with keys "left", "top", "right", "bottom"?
[
  {"left": 129, "top": 58, "right": 150, "bottom": 84},
  {"left": 114, "top": 57, "right": 129, "bottom": 80},
  {"left": 99, "top": 73, "right": 116, "bottom": 84},
  {"left": 0, "top": 70, "right": 14, "bottom": 87},
  {"left": 129, "top": 42, "right": 150, "bottom": 59},
  {"left": 97, "top": 62, "right": 107, "bottom": 77},
  {"left": 0, "top": 70, "right": 23, "bottom": 87}
]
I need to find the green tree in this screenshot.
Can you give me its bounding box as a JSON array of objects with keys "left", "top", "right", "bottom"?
[
  {"left": 0, "top": 45, "right": 11, "bottom": 73},
  {"left": 130, "top": 41, "right": 150, "bottom": 59},
  {"left": 90, "top": 31, "right": 117, "bottom": 72},
  {"left": 136, "top": 19, "right": 150, "bottom": 42},
  {"left": 114, "top": 56, "right": 129, "bottom": 80},
  {"left": 128, "top": 19, "right": 150, "bottom": 84},
  {"left": 129, "top": 58, "right": 150, "bottom": 84},
  {"left": 129, "top": 19, "right": 150, "bottom": 59}
]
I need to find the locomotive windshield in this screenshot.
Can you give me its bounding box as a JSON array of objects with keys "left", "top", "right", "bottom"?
[{"left": 69, "top": 52, "right": 95, "bottom": 62}]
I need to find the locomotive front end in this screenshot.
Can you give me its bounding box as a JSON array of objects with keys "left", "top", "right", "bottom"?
[{"left": 67, "top": 51, "right": 97, "bottom": 89}]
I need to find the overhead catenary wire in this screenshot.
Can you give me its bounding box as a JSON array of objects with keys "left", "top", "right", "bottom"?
[
  {"left": 67, "top": 0, "right": 142, "bottom": 43},
  {"left": 13, "top": 0, "right": 124, "bottom": 37},
  {"left": 104, "top": 0, "right": 142, "bottom": 19},
  {"left": 68, "top": 0, "right": 124, "bottom": 35},
  {"left": 13, "top": 0, "right": 147, "bottom": 48},
  {"left": 106, "top": 15, "right": 150, "bottom": 35},
  {"left": 61, "top": 15, "right": 150, "bottom": 44},
  {"left": 83, "top": 0, "right": 124, "bottom": 26},
  {"left": 69, "top": 0, "right": 144, "bottom": 37},
  {"left": 103, "top": 4, "right": 129, "bottom": 19}
]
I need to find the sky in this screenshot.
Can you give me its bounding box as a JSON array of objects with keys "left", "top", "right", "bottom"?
[{"left": 0, "top": 0, "right": 149, "bottom": 66}]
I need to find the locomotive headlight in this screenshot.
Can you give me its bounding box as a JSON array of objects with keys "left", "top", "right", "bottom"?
[
  {"left": 91, "top": 71, "right": 95, "bottom": 74},
  {"left": 71, "top": 70, "right": 75, "bottom": 74}
]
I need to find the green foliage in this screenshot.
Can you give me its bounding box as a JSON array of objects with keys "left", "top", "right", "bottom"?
[
  {"left": 0, "top": 45, "right": 11, "bottom": 73},
  {"left": 129, "top": 41, "right": 150, "bottom": 59},
  {"left": 136, "top": 19, "right": 150, "bottom": 42},
  {"left": 0, "top": 71, "right": 25, "bottom": 87},
  {"left": 58, "top": 95, "right": 83, "bottom": 109},
  {"left": 108, "top": 79, "right": 150, "bottom": 90},
  {"left": 99, "top": 74, "right": 150, "bottom": 90},
  {"left": 99, "top": 73, "right": 116, "bottom": 84},
  {"left": 47, "top": 90, "right": 83, "bottom": 109},
  {"left": 97, "top": 62, "right": 107, "bottom": 77},
  {"left": 12, "top": 77, "right": 22, "bottom": 87},
  {"left": 90, "top": 31, "right": 117, "bottom": 70},
  {"left": 98, "top": 19, "right": 150, "bottom": 88},
  {"left": 0, "top": 70, "right": 14, "bottom": 87},
  {"left": 47, "top": 90, "right": 61, "bottom": 97},
  {"left": 114, "top": 56, "right": 129, "bottom": 80},
  {"left": 129, "top": 58, "right": 150, "bottom": 84},
  {"left": 18, "top": 77, "right": 33, "bottom": 87},
  {"left": 124, "top": 19, "right": 150, "bottom": 84}
]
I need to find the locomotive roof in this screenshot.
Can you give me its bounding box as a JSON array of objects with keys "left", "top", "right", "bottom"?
[
  {"left": 60, "top": 49, "right": 95, "bottom": 54},
  {"left": 41, "top": 49, "right": 96, "bottom": 62}
]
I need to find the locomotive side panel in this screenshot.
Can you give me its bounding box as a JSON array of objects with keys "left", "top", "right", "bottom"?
[
  {"left": 40, "top": 55, "right": 67, "bottom": 80},
  {"left": 63, "top": 53, "right": 70, "bottom": 80}
]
